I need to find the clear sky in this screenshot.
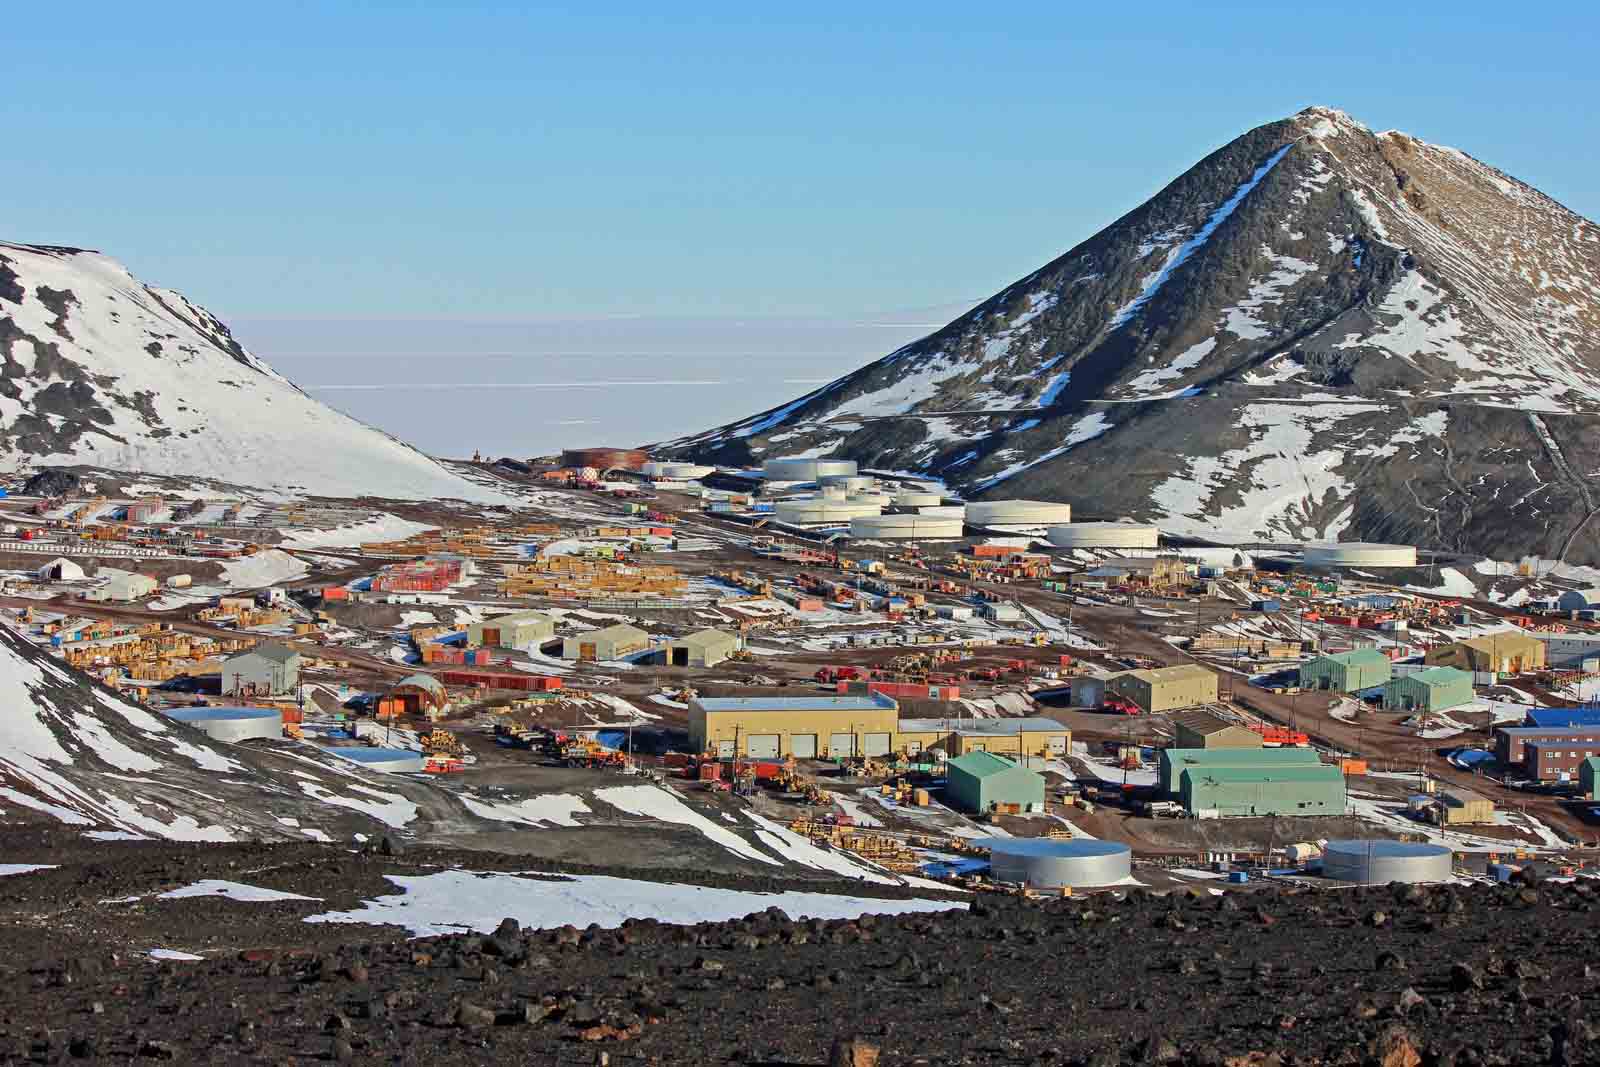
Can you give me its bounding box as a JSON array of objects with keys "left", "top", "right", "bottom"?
[{"left": 4, "top": 1, "right": 1597, "bottom": 321}]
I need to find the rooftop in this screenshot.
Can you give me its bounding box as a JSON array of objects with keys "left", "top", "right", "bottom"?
[
  {"left": 899, "top": 716, "right": 1067, "bottom": 735},
  {"left": 1170, "top": 709, "right": 1249, "bottom": 736},
  {"left": 1183, "top": 764, "right": 1342, "bottom": 784},
  {"left": 164, "top": 706, "right": 281, "bottom": 722},
  {"left": 230, "top": 642, "right": 300, "bottom": 665},
  {"left": 1524, "top": 708, "right": 1600, "bottom": 728},
  {"left": 1313, "top": 648, "right": 1391, "bottom": 667},
  {"left": 694, "top": 693, "right": 896, "bottom": 713},
  {"left": 1163, "top": 747, "right": 1322, "bottom": 765},
  {"left": 947, "top": 751, "right": 1034, "bottom": 778},
  {"left": 989, "top": 839, "right": 1128, "bottom": 859}
]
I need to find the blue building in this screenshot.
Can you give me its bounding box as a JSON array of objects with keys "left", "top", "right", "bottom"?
[{"left": 1524, "top": 708, "right": 1600, "bottom": 729}]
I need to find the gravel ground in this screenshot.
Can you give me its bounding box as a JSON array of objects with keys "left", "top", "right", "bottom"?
[{"left": 3, "top": 835, "right": 1597, "bottom": 1065}]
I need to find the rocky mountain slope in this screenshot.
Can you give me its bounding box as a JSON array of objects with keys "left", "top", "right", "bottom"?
[
  {"left": 0, "top": 241, "right": 500, "bottom": 499},
  {"left": 664, "top": 107, "right": 1600, "bottom": 563}
]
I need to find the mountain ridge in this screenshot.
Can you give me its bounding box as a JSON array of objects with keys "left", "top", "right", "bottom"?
[
  {"left": 661, "top": 107, "right": 1600, "bottom": 563},
  {"left": 0, "top": 240, "right": 504, "bottom": 500}
]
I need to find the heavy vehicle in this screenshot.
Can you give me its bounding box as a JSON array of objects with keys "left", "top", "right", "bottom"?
[
  {"left": 1103, "top": 696, "right": 1141, "bottom": 716},
  {"left": 561, "top": 739, "right": 627, "bottom": 769},
  {"left": 1251, "top": 724, "right": 1311, "bottom": 747}
]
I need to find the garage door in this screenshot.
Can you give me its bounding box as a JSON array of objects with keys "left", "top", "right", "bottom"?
[
  {"left": 904, "top": 739, "right": 922, "bottom": 755},
  {"left": 747, "top": 734, "right": 780, "bottom": 759},
  {"left": 862, "top": 733, "right": 892, "bottom": 757},
  {"left": 791, "top": 734, "right": 817, "bottom": 759},
  {"left": 1047, "top": 734, "right": 1066, "bottom": 755},
  {"left": 828, "top": 732, "right": 855, "bottom": 757},
  {"left": 716, "top": 739, "right": 736, "bottom": 758}
]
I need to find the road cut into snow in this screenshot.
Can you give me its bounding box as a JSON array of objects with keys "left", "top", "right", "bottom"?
[
  {"left": 592, "top": 784, "right": 779, "bottom": 866},
  {"left": 157, "top": 879, "right": 320, "bottom": 903},
  {"left": 304, "top": 869, "right": 965, "bottom": 937}
]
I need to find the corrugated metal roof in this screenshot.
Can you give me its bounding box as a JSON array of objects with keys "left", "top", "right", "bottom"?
[
  {"left": 1387, "top": 666, "right": 1471, "bottom": 689},
  {"left": 897, "top": 716, "right": 1067, "bottom": 734},
  {"left": 1312, "top": 648, "right": 1390, "bottom": 668},
  {"left": 1170, "top": 709, "right": 1247, "bottom": 736},
  {"left": 1525, "top": 708, "right": 1600, "bottom": 728},
  {"left": 1164, "top": 747, "right": 1321, "bottom": 766},
  {"left": 1186, "top": 764, "right": 1341, "bottom": 784},
  {"left": 947, "top": 751, "right": 1032, "bottom": 778}
]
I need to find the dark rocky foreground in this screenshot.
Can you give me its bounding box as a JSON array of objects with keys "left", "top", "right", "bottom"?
[{"left": 4, "top": 838, "right": 1600, "bottom": 1065}]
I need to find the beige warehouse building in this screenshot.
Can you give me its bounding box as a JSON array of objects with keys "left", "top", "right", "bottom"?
[
  {"left": 561, "top": 623, "right": 651, "bottom": 662},
  {"left": 1170, "top": 709, "right": 1261, "bottom": 749},
  {"left": 467, "top": 609, "right": 557, "bottom": 649},
  {"left": 689, "top": 693, "right": 899, "bottom": 759},
  {"left": 1424, "top": 632, "right": 1546, "bottom": 675},
  {"left": 1109, "top": 663, "right": 1218, "bottom": 714},
  {"left": 895, "top": 717, "right": 1071, "bottom": 760},
  {"left": 669, "top": 628, "right": 739, "bottom": 668}
]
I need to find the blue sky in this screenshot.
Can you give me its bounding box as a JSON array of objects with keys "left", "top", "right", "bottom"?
[{"left": 4, "top": 2, "right": 1597, "bottom": 321}]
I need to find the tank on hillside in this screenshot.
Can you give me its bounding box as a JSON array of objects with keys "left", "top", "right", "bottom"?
[
  {"left": 1320, "top": 839, "right": 1453, "bottom": 883},
  {"left": 1046, "top": 521, "right": 1161, "bottom": 549},
  {"left": 966, "top": 500, "right": 1072, "bottom": 528},
  {"left": 761, "top": 458, "right": 858, "bottom": 482},
  {"left": 1302, "top": 542, "right": 1418, "bottom": 568},
  {"left": 989, "top": 839, "right": 1132, "bottom": 888},
  {"left": 162, "top": 706, "right": 282, "bottom": 743}
]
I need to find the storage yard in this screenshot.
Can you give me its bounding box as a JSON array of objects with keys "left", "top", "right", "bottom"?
[{"left": 8, "top": 454, "right": 1600, "bottom": 897}]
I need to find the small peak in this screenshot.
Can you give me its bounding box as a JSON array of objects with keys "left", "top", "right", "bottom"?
[{"left": 1295, "top": 106, "right": 1371, "bottom": 140}]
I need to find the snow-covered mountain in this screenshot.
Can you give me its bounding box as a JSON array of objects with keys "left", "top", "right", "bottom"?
[
  {"left": 664, "top": 107, "right": 1600, "bottom": 563},
  {"left": 0, "top": 241, "right": 499, "bottom": 499}
]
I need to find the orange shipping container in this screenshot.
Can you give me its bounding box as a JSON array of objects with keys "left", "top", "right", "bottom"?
[
  {"left": 1340, "top": 758, "right": 1368, "bottom": 775},
  {"left": 972, "top": 544, "right": 1012, "bottom": 558}
]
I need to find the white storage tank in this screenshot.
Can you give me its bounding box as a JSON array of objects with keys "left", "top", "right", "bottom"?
[
  {"left": 966, "top": 500, "right": 1072, "bottom": 528},
  {"left": 1302, "top": 542, "right": 1418, "bottom": 568},
  {"left": 762, "top": 458, "right": 858, "bottom": 482},
  {"left": 1046, "top": 522, "right": 1161, "bottom": 549},
  {"left": 848, "top": 513, "right": 966, "bottom": 539},
  {"left": 912, "top": 505, "right": 967, "bottom": 521},
  {"left": 774, "top": 498, "right": 884, "bottom": 527},
  {"left": 895, "top": 490, "right": 944, "bottom": 507},
  {"left": 989, "top": 839, "right": 1132, "bottom": 888},
  {"left": 818, "top": 474, "right": 876, "bottom": 494},
  {"left": 642, "top": 461, "right": 714, "bottom": 480},
  {"left": 1320, "top": 840, "right": 1453, "bottom": 884},
  {"left": 165, "top": 573, "right": 193, "bottom": 589},
  {"left": 163, "top": 706, "right": 282, "bottom": 743},
  {"left": 330, "top": 747, "right": 428, "bottom": 774}
]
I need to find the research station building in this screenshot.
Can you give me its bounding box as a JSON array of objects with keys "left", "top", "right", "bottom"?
[
  {"left": 1299, "top": 649, "right": 1392, "bottom": 693},
  {"left": 688, "top": 693, "right": 899, "bottom": 759},
  {"left": 668, "top": 628, "right": 739, "bottom": 668},
  {"left": 1107, "top": 663, "right": 1218, "bottom": 714},
  {"left": 1171, "top": 709, "right": 1262, "bottom": 749},
  {"left": 945, "top": 752, "right": 1046, "bottom": 814},
  {"left": 1380, "top": 667, "right": 1474, "bottom": 713},
  {"left": 1424, "top": 632, "right": 1546, "bottom": 674},
  {"left": 467, "top": 610, "right": 557, "bottom": 650},
  {"left": 895, "top": 717, "right": 1071, "bottom": 760},
  {"left": 222, "top": 642, "right": 303, "bottom": 697},
  {"left": 1179, "top": 764, "right": 1346, "bottom": 818},
  {"left": 561, "top": 623, "right": 651, "bottom": 662},
  {"left": 1158, "top": 746, "right": 1323, "bottom": 796}
]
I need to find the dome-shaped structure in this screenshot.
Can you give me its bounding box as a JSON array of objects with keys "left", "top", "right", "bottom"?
[
  {"left": 1302, "top": 543, "right": 1418, "bottom": 568},
  {"left": 379, "top": 674, "right": 452, "bottom": 722},
  {"left": 966, "top": 500, "right": 1072, "bottom": 528},
  {"left": 762, "top": 458, "right": 858, "bottom": 482},
  {"left": 1046, "top": 522, "right": 1161, "bottom": 549}
]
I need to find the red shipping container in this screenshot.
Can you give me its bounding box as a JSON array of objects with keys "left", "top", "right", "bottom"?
[
  {"left": 662, "top": 752, "right": 690, "bottom": 768},
  {"left": 698, "top": 762, "right": 722, "bottom": 781},
  {"left": 971, "top": 544, "right": 1011, "bottom": 558},
  {"left": 745, "top": 761, "right": 782, "bottom": 780},
  {"left": 649, "top": 526, "right": 673, "bottom": 537},
  {"left": 323, "top": 586, "right": 350, "bottom": 601}
]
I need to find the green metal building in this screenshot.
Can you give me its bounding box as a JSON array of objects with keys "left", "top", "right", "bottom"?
[
  {"left": 1299, "top": 649, "right": 1392, "bottom": 693},
  {"left": 1581, "top": 757, "right": 1600, "bottom": 801},
  {"left": 1380, "top": 667, "right": 1474, "bottom": 713},
  {"left": 945, "top": 751, "right": 1045, "bottom": 814},
  {"left": 1158, "top": 746, "right": 1323, "bottom": 796},
  {"left": 1179, "top": 764, "right": 1347, "bottom": 818}
]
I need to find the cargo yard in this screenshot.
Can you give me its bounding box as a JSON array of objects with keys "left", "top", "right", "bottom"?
[{"left": 7, "top": 453, "right": 1600, "bottom": 894}]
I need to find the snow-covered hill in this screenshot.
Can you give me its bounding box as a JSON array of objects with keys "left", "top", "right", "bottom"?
[
  {"left": 0, "top": 242, "right": 501, "bottom": 499},
  {"left": 664, "top": 107, "right": 1600, "bottom": 563}
]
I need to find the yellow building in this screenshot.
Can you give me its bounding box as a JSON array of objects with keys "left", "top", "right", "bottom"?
[
  {"left": 1424, "top": 632, "right": 1546, "bottom": 675},
  {"left": 688, "top": 693, "right": 900, "bottom": 759},
  {"left": 1171, "top": 709, "right": 1262, "bottom": 749},
  {"left": 1109, "top": 663, "right": 1218, "bottom": 714},
  {"left": 1439, "top": 787, "right": 1495, "bottom": 826},
  {"left": 895, "top": 716, "right": 1070, "bottom": 760}
]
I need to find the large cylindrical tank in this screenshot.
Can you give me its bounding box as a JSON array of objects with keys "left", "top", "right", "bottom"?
[
  {"left": 818, "top": 474, "right": 876, "bottom": 494},
  {"left": 773, "top": 498, "right": 883, "bottom": 526},
  {"left": 560, "top": 448, "right": 649, "bottom": 471},
  {"left": 966, "top": 500, "right": 1072, "bottom": 527},
  {"left": 162, "top": 706, "right": 282, "bottom": 743},
  {"left": 330, "top": 747, "right": 428, "bottom": 774},
  {"left": 989, "top": 839, "right": 1132, "bottom": 888},
  {"left": 1045, "top": 522, "right": 1161, "bottom": 549},
  {"left": 762, "top": 458, "right": 858, "bottom": 482},
  {"left": 641, "top": 461, "right": 713, "bottom": 480},
  {"left": 1320, "top": 840, "right": 1453, "bottom": 884},
  {"left": 848, "top": 513, "right": 966, "bottom": 539},
  {"left": 894, "top": 490, "right": 944, "bottom": 507},
  {"left": 1302, "top": 542, "right": 1418, "bottom": 568}
]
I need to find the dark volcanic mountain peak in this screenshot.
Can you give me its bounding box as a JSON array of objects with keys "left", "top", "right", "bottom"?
[{"left": 662, "top": 107, "right": 1600, "bottom": 563}]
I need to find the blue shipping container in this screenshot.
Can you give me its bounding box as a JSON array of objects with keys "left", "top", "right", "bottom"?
[
  {"left": 1227, "top": 871, "right": 1249, "bottom": 884},
  {"left": 1253, "top": 600, "right": 1281, "bottom": 613}
]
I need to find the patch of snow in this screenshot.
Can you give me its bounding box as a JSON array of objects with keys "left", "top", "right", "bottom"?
[{"left": 157, "top": 879, "right": 319, "bottom": 903}]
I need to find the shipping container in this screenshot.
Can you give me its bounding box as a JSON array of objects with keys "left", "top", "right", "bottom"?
[{"left": 698, "top": 761, "right": 722, "bottom": 781}]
